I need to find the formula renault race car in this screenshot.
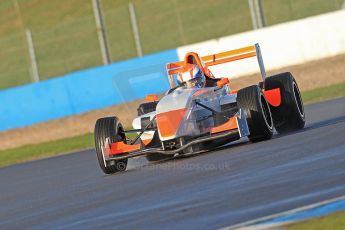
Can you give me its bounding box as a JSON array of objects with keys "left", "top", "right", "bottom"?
[{"left": 94, "top": 43, "right": 305, "bottom": 174}]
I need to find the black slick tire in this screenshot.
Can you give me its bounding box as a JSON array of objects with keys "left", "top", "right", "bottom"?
[
  {"left": 237, "top": 85, "right": 274, "bottom": 142},
  {"left": 94, "top": 117, "right": 128, "bottom": 174},
  {"left": 264, "top": 72, "right": 305, "bottom": 133}
]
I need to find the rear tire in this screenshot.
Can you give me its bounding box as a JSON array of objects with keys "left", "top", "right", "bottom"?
[
  {"left": 94, "top": 117, "right": 128, "bottom": 174},
  {"left": 264, "top": 72, "right": 305, "bottom": 133},
  {"left": 237, "top": 85, "right": 273, "bottom": 142}
]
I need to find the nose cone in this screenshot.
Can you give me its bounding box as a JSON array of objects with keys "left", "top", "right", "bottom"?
[
  {"left": 155, "top": 88, "right": 196, "bottom": 140},
  {"left": 156, "top": 108, "right": 187, "bottom": 139}
]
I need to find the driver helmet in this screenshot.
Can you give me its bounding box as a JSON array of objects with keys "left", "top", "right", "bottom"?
[{"left": 177, "top": 64, "right": 205, "bottom": 88}]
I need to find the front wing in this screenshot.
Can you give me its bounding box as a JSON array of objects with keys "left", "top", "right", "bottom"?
[{"left": 101, "top": 109, "right": 249, "bottom": 162}]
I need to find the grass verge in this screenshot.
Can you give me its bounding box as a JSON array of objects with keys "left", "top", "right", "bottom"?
[
  {"left": 301, "top": 82, "right": 345, "bottom": 104},
  {"left": 286, "top": 210, "right": 345, "bottom": 230},
  {"left": 0, "top": 82, "right": 344, "bottom": 168},
  {"left": 0, "top": 133, "right": 94, "bottom": 167}
]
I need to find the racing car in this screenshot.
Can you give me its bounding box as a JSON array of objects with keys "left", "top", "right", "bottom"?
[{"left": 94, "top": 43, "right": 305, "bottom": 174}]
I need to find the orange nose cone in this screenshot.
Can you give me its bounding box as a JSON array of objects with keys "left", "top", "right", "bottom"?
[{"left": 156, "top": 109, "right": 186, "bottom": 138}]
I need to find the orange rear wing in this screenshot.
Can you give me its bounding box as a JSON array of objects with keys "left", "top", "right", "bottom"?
[{"left": 166, "top": 43, "right": 267, "bottom": 87}]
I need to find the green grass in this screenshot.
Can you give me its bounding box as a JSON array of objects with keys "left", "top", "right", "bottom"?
[
  {"left": 0, "top": 131, "right": 137, "bottom": 168},
  {"left": 287, "top": 210, "right": 345, "bottom": 230},
  {"left": 0, "top": 133, "right": 94, "bottom": 167},
  {"left": 0, "top": 82, "right": 344, "bottom": 168},
  {"left": 263, "top": 0, "right": 342, "bottom": 26},
  {"left": 0, "top": 0, "right": 342, "bottom": 89},
  {"left": 301, "top": 82, "right": 345, "bottom": 104}
]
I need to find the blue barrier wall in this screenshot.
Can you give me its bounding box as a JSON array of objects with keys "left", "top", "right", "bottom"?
[{"left": 0, "top": 49, "right": 178, "bottom": 131}]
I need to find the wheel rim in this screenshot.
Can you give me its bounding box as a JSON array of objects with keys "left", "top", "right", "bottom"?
[
  {"left": 260, "top": 94, "right": 273, "bottom": 129},
  {"left": 292, "top": 81, "right": 304, "bottom": 117}
]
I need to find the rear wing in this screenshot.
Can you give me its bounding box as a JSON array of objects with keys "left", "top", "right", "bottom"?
[{"left": 166, "top": 43, "right": 267, "bottom": 87}]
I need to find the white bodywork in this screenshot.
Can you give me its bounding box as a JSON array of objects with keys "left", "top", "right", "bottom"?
[{"left": 133, "top": 86, "right": 238, "bottom": 142}]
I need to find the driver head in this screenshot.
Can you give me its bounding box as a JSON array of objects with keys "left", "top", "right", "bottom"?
[{"left": 177, "top": 64, "right": 205, "bottom": 88}]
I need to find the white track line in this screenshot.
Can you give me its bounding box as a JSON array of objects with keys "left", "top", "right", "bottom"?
[{"left": 219, "top": 194, "right": 345, "bottom": 230}]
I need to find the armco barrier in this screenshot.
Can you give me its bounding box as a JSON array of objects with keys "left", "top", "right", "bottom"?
[
  {"left": 0, "top": 49, "right": 178, "bottom": 131},
  {"left": 177, "top": 10, "right": 345, "bottom": 78}
]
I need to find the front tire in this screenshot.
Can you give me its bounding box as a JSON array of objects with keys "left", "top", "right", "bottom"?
[
  {"left": 237, "top": 85, "right": 273, "bottom": 142},
  {"left": 94, "top": 117, "right": 128, "bottom": 174},
  {"left": 264, "top": 72, "right": 305, "bottom": 133}
]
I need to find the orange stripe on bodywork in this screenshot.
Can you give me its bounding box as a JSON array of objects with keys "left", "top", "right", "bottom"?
[
  {"left": 168, "top": 68, "right": 181, "bottom": 75},
  {"left": 156, "top": 108, "right": 186, "bottom": 138},
  {"left": 184, "top": 52, "right": 213, "bottom": 78},
  {"left": 167, "top": 61, "right": 184, "bottom": 69},
  {"left": 142, "top": 138, "right": 153, "bottom": 146},
  {"left": 145, "top": 94, "right": 159, "bottom": 102},
  {"left": 167, "top": 62, "right": 184, "bottom": 75},
  {"left": 193, "top": 89, "right": 208, "bottom": 97},
  {"left": 202, "top": 45, "right": 256, "bottom": 62},
  {"left": 263, "top": 88, "right": 281, "bottom": 107},
  {"left": 109, "top": 142, "right": 141, "bottom": 155},
  {"left": 216, "top": 78, "right": 229, "bottom": 87},
  {"left": 229, "top": 89, "right": 239, "bottom": 94},
  {"left": 166, "top": 45, "right": 257, "bottom": 75},
  {"left": 206, "top": 52, "right": 257, "bottom": 67},
  {"left": 210, "top": 117, "right": 238, "bottom": 134}
]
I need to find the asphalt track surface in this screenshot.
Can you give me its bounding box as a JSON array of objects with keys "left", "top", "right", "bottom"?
[{"left": 1, "top": 97, "right": 345, "bottom": 230}]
